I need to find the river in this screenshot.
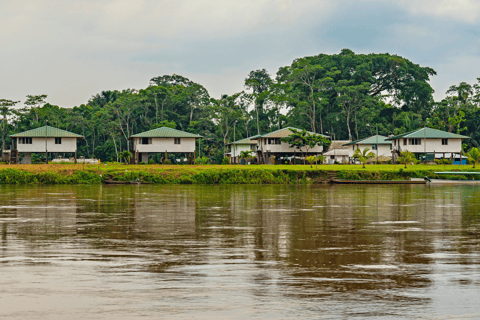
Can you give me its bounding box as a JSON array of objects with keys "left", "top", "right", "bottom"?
[{"left": 0, "top": 184, "right": 479, "bottom": 319}]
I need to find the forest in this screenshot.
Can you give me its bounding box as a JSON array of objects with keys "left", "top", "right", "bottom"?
[{"left": 1, "top": 48, "right": 480, "bottom": 163}]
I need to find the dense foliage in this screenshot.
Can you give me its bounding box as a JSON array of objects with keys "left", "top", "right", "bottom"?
[{"left": 2, "top": 49, "right": 479, "bottom": 162}]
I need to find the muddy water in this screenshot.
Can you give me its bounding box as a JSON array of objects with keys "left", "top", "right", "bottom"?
[{"left": 0, "top": 184, "right": 480, "bottom": 319}]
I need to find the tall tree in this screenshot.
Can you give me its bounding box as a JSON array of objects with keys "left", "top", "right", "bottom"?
[
  {"left": 245, "top": 69, "right": 273, "bottom": 135},
  {"left": 0, "top": 99, "right": 19, "bottom": 151},
  {"left": 24, "top": 94, "right": 47, "bottom": 123}
]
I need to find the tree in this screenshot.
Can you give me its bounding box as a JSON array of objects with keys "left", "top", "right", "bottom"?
[
  {"left": 0, "top": 99, "right": 19, "bottom": 152},
  {"left": 281, "top": 128, "right": 330, "bottom": 164},
  {"left": 245, "top": 69, "right": 273, "bottom": 135},
  {"left": 239, "top": 150, "right": 253, "bottom": 161},
  {"left": 353, "top": 148, "right": 375, "bottom": 168},
  {"left": 306, "top": 155, "right": 316, "bottom": 168},
  {"left": 119, "top": 150, "right": 132, "bottom": 164},
  {"left": 315, "top": 154, "right": 326, "bottom": 169},
  {"left": 466, "top": 147, "right": 480, "bottom": 168},
  {"left": 396, "top": 150, "right": 417, "bottom": 169},
  {"left": 24, "top": 94, "right": 47, "bottom": 123},
  {"left": 211, "top": 93, "right": 242, "bottom": 158}
]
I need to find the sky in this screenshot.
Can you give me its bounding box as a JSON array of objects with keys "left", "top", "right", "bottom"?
[{"left": 2, "top": 0, "right": 480, "bottom": 107}]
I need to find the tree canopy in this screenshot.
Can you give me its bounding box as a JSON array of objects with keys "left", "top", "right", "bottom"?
[{"left": 2, "top": 49, "right": 479, "bottom": 163}]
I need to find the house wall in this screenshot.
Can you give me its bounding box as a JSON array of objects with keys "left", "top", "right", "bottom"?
[
  {"left": 231, "top": 144, "right": 256, "bottom": 157},
  {"left": 16, "top": 137, "right": 78, "bottom": 153},
  {"left": 134, "top": 137, "right": 196, "bottom": 153},
  {"left": 351, "top": 144, "right": 392, "bottom": 158},
  {"left": 392, "top": 138, "right": 463, "bottom": 154},
  {"left": 257, "top": 138, "right": 324, "bottom": 154},
  {"left": 230, "top": 144, "right": 257, "bottom": 164}
]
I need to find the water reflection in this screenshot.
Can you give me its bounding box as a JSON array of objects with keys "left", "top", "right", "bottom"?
[{"left": 0, "top": 184, "right": 479, "bottom": 319}]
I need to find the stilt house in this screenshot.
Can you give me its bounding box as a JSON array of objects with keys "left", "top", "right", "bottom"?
[
  {"left": 130, "top": 127, "right": 202, "bottom": 164},
  {"left": 10, "top": 126, "right": 83, "bottom": 164}
]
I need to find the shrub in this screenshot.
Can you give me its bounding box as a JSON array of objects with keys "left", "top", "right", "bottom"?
[
  {"left": 164, "top": 159, "right": 172, "bottom": 165},
  {"left": 148, "top": 159, "right": 155, "bottom": 164},
  {"left": 221, "top": 157, "right": 230, "bottom": 165}
]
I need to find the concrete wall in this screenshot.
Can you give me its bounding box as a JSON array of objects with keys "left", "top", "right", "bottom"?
[
  {"left": 257, "top": 138, "right": 324, "bottom": 154},
  {"left": 392, "top": 138, "right": 463, "bottom": 154},
  {"left": 16, "top": 137, "right": 78, "bottom": 153},
  {"left": 134, "top": 137, "right": 196, "bottom": 153}
]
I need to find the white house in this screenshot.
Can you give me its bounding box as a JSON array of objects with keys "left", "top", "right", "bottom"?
[
  {"left": 226, "top": 135, "right": 259, "bottom": 164},
  {"left": 130, "top": 127, "right": 202, "bottom": 164},
  {"left": 386, "top": 127, "right": 469, "bottom": 161},
  {"left": 252, "top": 127, "right": 329, "bottom": 164},
  {"left": 344, "top": 135, "right": 392, "bottom": 162},
  {"left": 323, "top": 141, "right": 352, "bottom": 164},
  {"left": 10, "top": 126, "right": 83, "bottom": 164}
]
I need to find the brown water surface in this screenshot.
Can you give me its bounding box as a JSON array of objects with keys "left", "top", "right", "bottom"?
[{"left": 0, "top": 184, "right": 480, "bottom": 319}]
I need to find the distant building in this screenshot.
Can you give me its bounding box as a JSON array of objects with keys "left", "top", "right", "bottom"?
[
  {"left": 323, "top": 140, "right": 351, "bottom": 164},
  {"left": 344, "top": 135, "right": 392, "bottom": 162},
  {"left": 252, "top": 127, "right": 329, "bottom": 164},
  {"left": 10, "top": 126, "right": 83, "bottom": 164},
  {"left": 386, "top": 127, "right": 469, "bottom": 162},
  {"left": 130, "top": 127, "right": 202, "bottom": 164},
  {"left": 226, "top": 135, "right": 259, "bottom": 164}
]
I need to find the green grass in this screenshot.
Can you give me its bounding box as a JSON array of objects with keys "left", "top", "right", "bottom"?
[{"left": 0, "top": 163, "right": 478, "bottom": 184}]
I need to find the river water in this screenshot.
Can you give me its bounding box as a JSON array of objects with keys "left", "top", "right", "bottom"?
[{"left": 0, "top": 184, "right": 479, "bottom": 319}]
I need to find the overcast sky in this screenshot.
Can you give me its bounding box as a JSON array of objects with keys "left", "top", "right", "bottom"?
[{"left": 2, "top": 0, "right": 480, "bottom": 107}]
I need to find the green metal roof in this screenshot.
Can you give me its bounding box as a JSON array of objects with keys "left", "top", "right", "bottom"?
[
  {"left": 227, "top": 135, "right": 261, "bottom": 145},
  {"left": 10, "top": 126, "right": 83, "bottom": 138},
  {"left": 130, "top": 127, "right": 202, "bottom": 138},
  {"left": 253, "top": 127, "right": 330, "bottom": 139},
  {"left": 344, "top": 135, "right": 392, "bottom": 146},
  {"left": 386, "top": 127, "right": 470, "bottom": 140}
]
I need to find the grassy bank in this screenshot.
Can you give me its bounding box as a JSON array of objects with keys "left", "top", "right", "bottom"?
[{"left": 0, "top": 164, "right": 479, "bottom": 184}]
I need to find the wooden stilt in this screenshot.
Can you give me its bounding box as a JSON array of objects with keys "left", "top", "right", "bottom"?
[
  {"left": 74, "top": 151, "right": 77, "bottom": 164},
  {"left": 194, "top": 150, "right": 196, "bottom": 165}
]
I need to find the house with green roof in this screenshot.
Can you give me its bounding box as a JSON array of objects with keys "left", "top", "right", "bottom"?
[
  {"left": 10, "top": 126, "right": 84, "bottom": 164},
  {"left": 343, "top": 135, "right": 393, "bottom": 162},
  {"left": 385, "top": 127, "right": 469, "bottom": 161},
  {"left": 251, "top": 127, "right": 330, "bottom": 164},
  {"left": 129, "top": 127, "right": 201, "bottom": 163},
  {"left": 225, "top": 135, "right": 260, "bottom": 164}
]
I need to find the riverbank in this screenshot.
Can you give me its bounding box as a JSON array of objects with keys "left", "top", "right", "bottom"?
[{"left": 0, "top": 164, "right": 479, "bottom": 184}]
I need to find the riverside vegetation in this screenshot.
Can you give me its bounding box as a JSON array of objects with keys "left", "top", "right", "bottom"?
[
  {"left": 1, "top": 163, "right": 479, "bottom": 185},
  {"left": 3, "top": 49, "right": 480, "bottom": 165}
]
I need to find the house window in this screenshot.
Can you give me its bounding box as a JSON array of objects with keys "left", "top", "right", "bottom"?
[
  {"left": 55, "top": 138, "right": 62, "bottom": 144},
  {"left": 403, "top": 139, "right": 407, "bottom": 146},
  {"left": 19, "top": 137, "right": 32, "bottom": 144},
  {"left": 409, "top": 138, "right": 421, "bottom": 145},
  {"left": 372, "top": 144, "right": 377, "bottom": 150},
  {"left": 390, "top": 145, "right": 392, "bottom": 150},
  {"left": 275, "top": 138, "right": 281, "bottom": 145},
  {"left": 353, "top": 146, "right": 355, "bottom": 151},
  {"left": 174, "top": 138, "right": 181, "bottom": 145},
  {"left": 141, "top": 137, "right": 149, "bottom": 145},
  {"left": 250, "top": 145, "right": 255, "bottom": 151},
  {"left": 442, "top": 138, "right": 448, "bottom": 145}
]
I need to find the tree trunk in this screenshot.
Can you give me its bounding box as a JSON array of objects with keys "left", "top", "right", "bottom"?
[
  {"left": 346, "top": 112, "right": 352, "bottom": 141},
  {"left": 256, "top": 102, "right": 260, "bottom": 135}
]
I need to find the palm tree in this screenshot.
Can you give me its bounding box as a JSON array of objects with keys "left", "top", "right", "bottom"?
[
  {"left": 119, "top": 150, "right": 132, "bottom": 165},
  {"left": 353, "top": 148, "right": 375, "bottom": 168},
  {"left": 315, "top": 154, "right": 325, "bottom": 169},
  {"left": 466, "top": 147, "right": 480, "bottom": 168},
  {"left": 306, "top": 156, "right": 316, "bottom": 168},
  {"left": 397, "top": 150, "right": 416, "bottom": 169}
]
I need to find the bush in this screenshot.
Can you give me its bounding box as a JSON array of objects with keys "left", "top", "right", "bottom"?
[
  {"left": 221, "top": 157, "right": 230, "bottom": 165},
  {"left": 148, "top": 159, "right": 154, "bottom": 164},
  {"left": 164, "top": 159, "right": 172, "bottom": 164},
  {"left": 435, "top": 159, "right": 452, "bottom": 165}
]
